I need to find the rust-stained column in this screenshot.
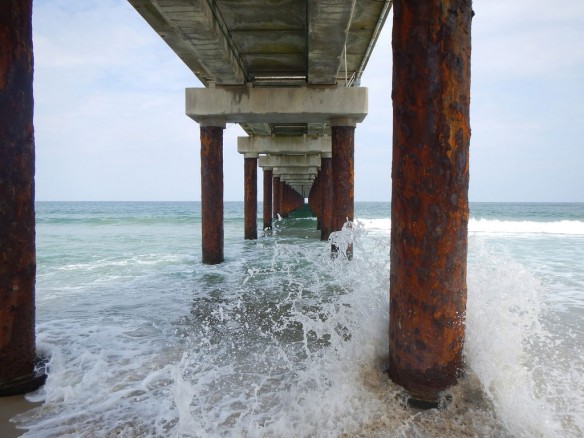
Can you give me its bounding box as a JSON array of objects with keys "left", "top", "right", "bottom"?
[
  {"left": 295, "top": 190, "right": 304, "bottom": 211},
  {"left": 244, "top": 156, "right": 257, "bottom": 240},
  {"left": 0, "top": 0, "right": 46, "bottom": 396},
  {"left": 273, "top": 176, "right": 280, "bottom": 218},
  {"left": 200, "top": 120, "right": 225, "bottom": 264},
  {"left": 283, "top": 185, "right": 289, "bottom": 216},
  {"left": 287, "top": 185, "right": 302, "bottom": 214},
  {"left": 279, "top": 180, "right": 287, "bottom": 217},
  {"left": 388, "top": 0, "right": 472, "bottom": 404},
  {"left": 320, "top": 155, "right": 333, "bottom": 241},
  {"left": 282, "top": 184, "right": 289, "bottom": 217},
  {"left": 331, "top": 121, "right": 355, "bottom": 230},
  {"left": 284, "top": 186, "right": 302, "bottom": 215},
  {"left": 331, "top": 119, "right": 355, "bottom": 256},
  {"left": 280, "top": 182, "right": 286, "bottom": 217},
  {"left": 310, "top": 173, "right": 319, "bottom": 227},
  {"left": 263, "top": 169, "right": 273, "bottom": 230},
  {"left": 314, "top": 172, "right": 322, "bottom": 230}
]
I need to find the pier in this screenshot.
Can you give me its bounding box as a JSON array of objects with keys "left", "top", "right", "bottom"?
[
  {"left": 1, "top": 0, "right": 472, "bottom": 406},
  {"left": 0, "top": 0, "right": 46, "bottom": 396}
]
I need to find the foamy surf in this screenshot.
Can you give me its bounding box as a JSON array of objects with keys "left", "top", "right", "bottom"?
[
  {"left": 9, "top": 202, "right": 583, "bottom": 437},
  {"left": 357, "top": 217, "right": 584, "bottom": 236},
  {"left": 470, "top": 219, "right": 584, "bottom": 236}
]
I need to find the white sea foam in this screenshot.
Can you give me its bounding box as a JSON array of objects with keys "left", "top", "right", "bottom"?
[
  {"left": 16, "top": 321, "right": 182, "bottom": 437},
  {"left": 466, "top": 239, "right": 565, "bottom": 437},
  {"left": 13, "top": 210, "right": 582, "bottom": 437},
  {"left": 357, "top": 217, "right": 584, "bottom": 236},
  {"left": 469, "top": 219, "right": 584, "bottom": 236},
  {"left": 355, "top": 217, "right": 390, "bottom": 231},
  {"left": 162, "top": 228, "right": 505, "bottom": 437}
]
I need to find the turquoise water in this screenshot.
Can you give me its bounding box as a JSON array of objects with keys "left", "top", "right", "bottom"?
[{"left": 11, "top": 202, "right": 584, "bottom": 437}]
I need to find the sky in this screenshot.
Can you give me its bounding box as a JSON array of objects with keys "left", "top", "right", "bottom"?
[{"left": 32, "top": 0, "right": 584, "bottom": 202}]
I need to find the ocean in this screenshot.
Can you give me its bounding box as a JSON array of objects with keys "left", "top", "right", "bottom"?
[{"left": 9, "top": 202, "right": 584, "bottom": 437}]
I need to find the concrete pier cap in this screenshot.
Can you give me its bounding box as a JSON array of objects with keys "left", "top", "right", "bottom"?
[
  {"left": 259, "top": 155, "right": 321, "bottom": 168},
  {"left": 186, "top": 86, "right": 367, "bottom": 125},
  {"left": 330, "top": 116, "right": 357, "bottom": 127},
  {"left": 198, "top": 117, "right": 226, "bottom": 128},
  {"left": 238, "top": 135, "right": 332, "bottom": 156},
  {"left": 280, "top": 176, "right": 315, "bottom": 182},
  {"left": 273, "top": 167, "right": 319, "bottom": 176}
]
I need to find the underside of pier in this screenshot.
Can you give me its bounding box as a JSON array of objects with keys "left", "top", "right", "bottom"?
[{"left": 1, "top": 0, "right": 472, "bottom": 406}]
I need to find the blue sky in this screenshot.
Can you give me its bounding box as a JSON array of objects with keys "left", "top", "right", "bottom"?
[{"left": 32, "top": 0, "right": 584, "bottom": 202}]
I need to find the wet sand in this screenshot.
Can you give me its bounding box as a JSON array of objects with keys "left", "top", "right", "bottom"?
[{"left": 0, "top": 396, "right": 40, "bottom": 438}]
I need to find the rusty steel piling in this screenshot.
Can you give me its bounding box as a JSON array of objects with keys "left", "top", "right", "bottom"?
[
  {"left": 200, "top": 125, "right": 224, "bottom": 264},
  {"left": 273, "top": 176, "right": 281, "bottom": 219},
  {"left": 308, "top": 171, "right": 320, "bottom": 227},
  {"left": 331, "top": 122, "right": 355, "bottom": 257},
  {"left": 244, "top": 157, "right": 258, "bottom": 240},
  {"left": 0, "top": 0, "right": 46, "bottom": 396},
  {"left": 283, "top": 185, "right": 303, "bottom": 215},
  {"left": 263, "top": 169, "right": 273, "bottom": 230},
  {"left": 279, "top": 180, "right": 287, "bottom": 218},
  {"left": 388, "top": 0, "right": 472, "bottom": 404},
  {"left": 320, "top": 157, "right": 333, "bottom": 241}
]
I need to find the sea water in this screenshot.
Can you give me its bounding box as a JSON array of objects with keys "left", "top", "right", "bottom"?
[{"left": 10, "top": 202, "right": 584, "bottom": 437}]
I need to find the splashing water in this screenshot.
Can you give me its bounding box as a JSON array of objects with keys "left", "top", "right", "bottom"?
[{"left": 10, "top": 203, "right": 583, "bottom": 437}]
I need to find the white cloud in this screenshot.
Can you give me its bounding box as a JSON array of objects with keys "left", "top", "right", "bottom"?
[{"left": 473, "top": 0, "right": 584, "bottom": 80}]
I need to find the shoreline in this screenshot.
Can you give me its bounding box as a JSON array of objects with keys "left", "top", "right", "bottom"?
[{"left": 0, "top": 395, "right": 41, "bottom": 438}]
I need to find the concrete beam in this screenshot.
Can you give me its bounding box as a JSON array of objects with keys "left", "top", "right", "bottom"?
[
  {"left": 281, "top": 180, "right": 315, "bottom": 186},
  {"left": 281, "top": 178, "right": 315, "bottom": 185},
  {"left": 291, "top": 185, "right": 312, "bottom": 196},
  {"left": 288, "top": 186, "right": 305, "bottom": 197},
  {"left": 273, "top": 167, "right": 319, "bottom": 176},
  {"left": 186, "top": 86, "right": 367, "bottom": 124},
  {"left": 259, "top": 154, "right": 320, "bottom": 168},
  {"left": 280, "top": 173, "right": 316, "bottom": 179},
  {"left": 291, "top": 182, "right": 311, "bottom": 188},
  {"left": 278, "top": 178, "right": 315, "bottom": 185},
  {"left": 278, "top": 174, "right": 317, "bottom": 185},
  {"left": 128, "top": 0, "right": 245, "bottom": 85},
  {"left": 308, "top": 0, "right": 356, "bottom": 85},
  {"left": 275, "top": 173, "right": 318, "bottom": 179},
  {"left": 239, "top": 122, "right": 272, "bottom": 136},
  {"left": 238, "top": 135, "right": 331, "bottom": 156}
]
